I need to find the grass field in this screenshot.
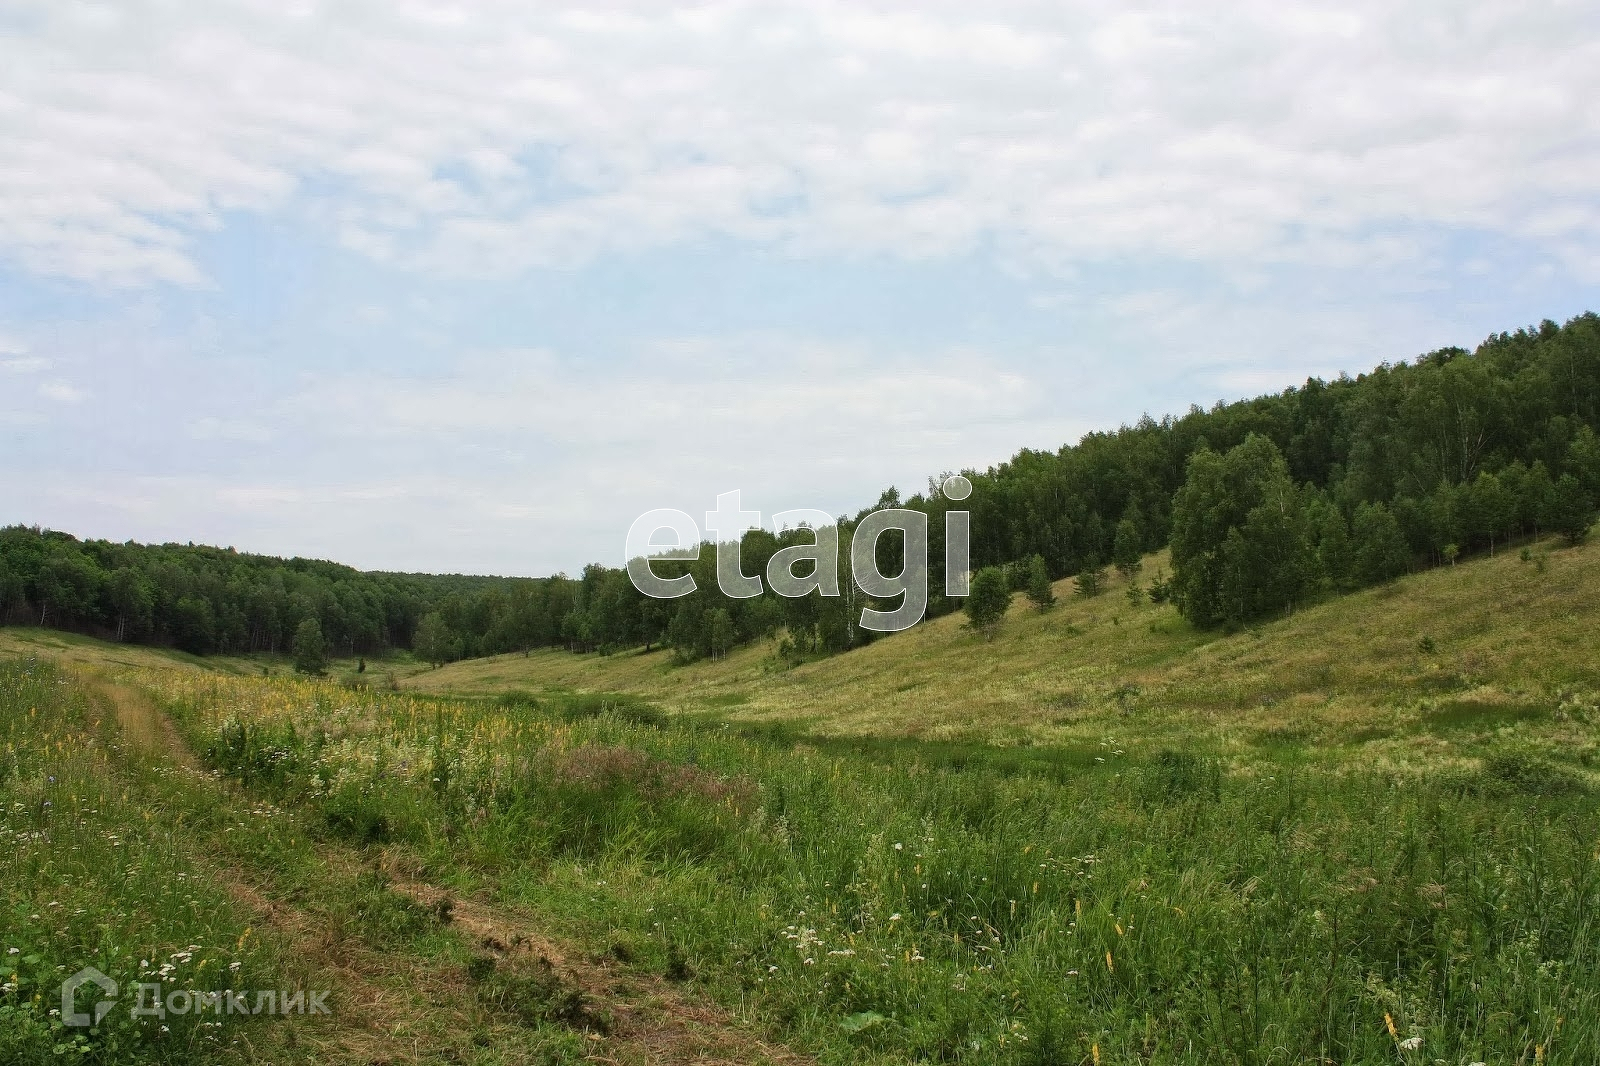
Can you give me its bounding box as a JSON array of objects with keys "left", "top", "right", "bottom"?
[
  {"left": 404, "top": 539, "right": 1600, "bottom": 771},
  {"left": 4, "top": 537, "right": 1600, "bottom": 1063}
]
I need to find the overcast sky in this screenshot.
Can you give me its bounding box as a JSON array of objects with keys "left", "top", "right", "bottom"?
[{"left": 2, "top": 1, "right": 1598, "bottom": 575}]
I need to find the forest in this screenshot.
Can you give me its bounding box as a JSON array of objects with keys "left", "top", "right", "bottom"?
[{"left": 3, "top": 312, "right": 1597, "bottom": 663}]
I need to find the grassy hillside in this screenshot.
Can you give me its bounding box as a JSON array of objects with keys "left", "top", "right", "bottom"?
[
  {"left": 0, "top": 626, "right": 248, "bottom": 674},
  {"left": 404, "top": 537, "right": 1600, "bottom": 769},
  {"left": 0, "top": 626, "right": 425, "bottom": 686},
  {"left": 7, "top": 540, "right": 1600, "bottom": 1063}
]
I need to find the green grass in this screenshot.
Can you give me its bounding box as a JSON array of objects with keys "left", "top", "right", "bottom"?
[
  {"left": 6, "top": 534, "right": 1600, "bottom": 1062},
  {"left": 140, "top": 669, "right": 1600, "bottom": 1064},
  {"left": 0, "top": 627, "right": 247, "bottom": 674},
  {"left": 0, "top": 662, "right": 626, "bottom": 1064},
  {"left": 0, "top": 660, "right": 273, "bottom": 1063},
  {"left": 405, "top": 538, "right": 1600, "bottom": 771}
]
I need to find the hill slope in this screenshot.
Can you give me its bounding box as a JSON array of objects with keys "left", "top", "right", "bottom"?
[
  {"left": 0, "top": 626, "right": 253, "bottom": 674},
  {"left": 404, "top": 538, "right": 1600, "bottom": 768}
]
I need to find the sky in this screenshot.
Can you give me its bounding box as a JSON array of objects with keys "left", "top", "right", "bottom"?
[{"left": 2, "top": 1, "right": 1598, "bottom": 576}]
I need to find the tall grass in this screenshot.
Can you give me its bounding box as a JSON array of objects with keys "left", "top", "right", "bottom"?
[
  {"left": 155, "top": 671, "right": 1600, "bottom": 1064},
  {"left": 0, "top": 660, "right": 270, "bottom": 1064}
]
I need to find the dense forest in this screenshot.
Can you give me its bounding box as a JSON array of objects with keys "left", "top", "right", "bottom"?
[{"left": 3, "top": 312, "right": 1598, "bottom": 663}]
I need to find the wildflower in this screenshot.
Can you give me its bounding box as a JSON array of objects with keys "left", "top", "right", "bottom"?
[
  {"left": 894, "top": 842, "right": 903, "bottom": 850},
  {"left": 889, "top": 913, "right": 901, "bottom": 921},
  {"left": 1105, "top": 950, "right": 1114, "bottom": 972},
  {"left": 1384, "top": 1013, "right": 1397, "bottom": 1038},
  {"left": 1398, "top": 1036, "right": 1422, "bottom": 1051}
]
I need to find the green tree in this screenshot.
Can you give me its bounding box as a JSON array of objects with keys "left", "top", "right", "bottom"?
[
  {"left": 1545, "top": 473, "right": 1594, "bottom": 545},
  {"left": 171, "top": 596, "right": 217, "bottom": 655},
  {"left": 1467, "top": 471, "right": 1515, "bottom": 554},
  {"left": 1351, "top": 502, "right": 1410, "bottom": 585},
  {"left": 666, "top": 604, "right": 701, "bottom": 663},
  {"left": 413, "top": 611, "right": 457, "bottom": 667},
  {"left": 1570, "top": 424, "right": 1600, "bottom": 500},
  {"left": 0, "top": 557, "right": 17, "bottom": 621},
  {"left": 1112, "top": 516, "right": 1143, "bottom": 577},
  {"left": 638, "top": 600, "right": 667, "bottom": 652},
  {"left": 292, "top": 617, "right": 327, "bottom": 675},
  {"left": 1313, "top": 504, "right": 1355, "bottom": 592},
  {"left": 108, "top": 567, "right": 154, "bottom": 643},
  {"left": 1519, "top": 462, "right": 1556, "bottom": 534},
  {"left": 964, "top": 566, "right": 1010, "bottom": 639},
  {"left": 1025, "top": 554, "right": 1055, "bottom": 610},
  {"left": 1170, "top": 435, "right": 1312, "bottom": 628},
  {"left": 35, "top": 548, "right": 101, "bottom": 628},
  {"left": 1075, "top": 557, "right": 1107, "bottom": 598},
  {"left": 707, "top": 608, "right": 735, "bottom": 660}
]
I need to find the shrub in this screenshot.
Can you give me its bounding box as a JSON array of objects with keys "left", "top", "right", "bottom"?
[
  {"left": 964, "top": 566, "right": 1010, "bottom": 638},
  {"left": 1480, "top": 750, "right": 1585, "bottom": 796},
  {"left": 320, "top": 782, "right": 395, "bottom": 845},
  {"left": 1024, "top": 554, "right": 1055, "bottom": 611}
]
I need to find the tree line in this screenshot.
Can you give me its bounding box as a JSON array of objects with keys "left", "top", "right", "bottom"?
[{"left": 3, "top": 312, "right": 1597, "bottom": 662}]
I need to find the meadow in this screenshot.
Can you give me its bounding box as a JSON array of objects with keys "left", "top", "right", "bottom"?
[
  {"left": 404, "top": 540, "right": 1600, "bottom": 768},
  {"left": 3, "top": 537, "right": 1600, "bottom": 1063}
]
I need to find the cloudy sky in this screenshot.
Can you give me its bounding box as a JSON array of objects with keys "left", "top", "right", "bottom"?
[{"left": 2, "top": 1, "right": 1597, "bottom": 575}]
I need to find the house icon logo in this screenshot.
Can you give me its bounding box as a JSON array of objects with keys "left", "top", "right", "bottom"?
[{"left": 61, "top": 967, "right": 118, "bottom": 1027}]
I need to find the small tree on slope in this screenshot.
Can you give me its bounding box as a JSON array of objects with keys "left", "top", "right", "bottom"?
[
  {"left": 964, "top": 566, "right": 1010, "bottom": 639},
  {"left": 1025, "top": 554, "right": 1055, "bottom": 611}
]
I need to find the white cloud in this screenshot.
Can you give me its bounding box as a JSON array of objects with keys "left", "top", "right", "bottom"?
[
  {"left": 37, "top": 380, "right": 84, "bottom": 403},
  {"left": 1, "top": 1, "right": 1596, "bottom": 285},
  {"left": 189, "top": 417, "right": 272, "bottom": 442},
  {"left": 265, "top": 334, "right": 1073, "bottom": 569},
  {"left": 0, "top": 337, "right": 46, "bottom": 373}
]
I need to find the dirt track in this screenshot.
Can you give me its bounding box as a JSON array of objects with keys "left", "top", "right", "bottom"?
[{"left": 96, "top": 675, "right": 805, "bottom": 1065}]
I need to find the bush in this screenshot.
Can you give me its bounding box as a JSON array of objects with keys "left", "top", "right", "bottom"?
[
  {"left": 320, "top": 782, "right": 396, "bottom": 845},
  {"left": 963, "top": 567, "right": 1010, "bottom": 638},
  {"left": 1024, "top": 554, "right": 1055, "bottom": 611},
  {"left": 1480, "top": 750, "right": 1586, "bottom": 796}
]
